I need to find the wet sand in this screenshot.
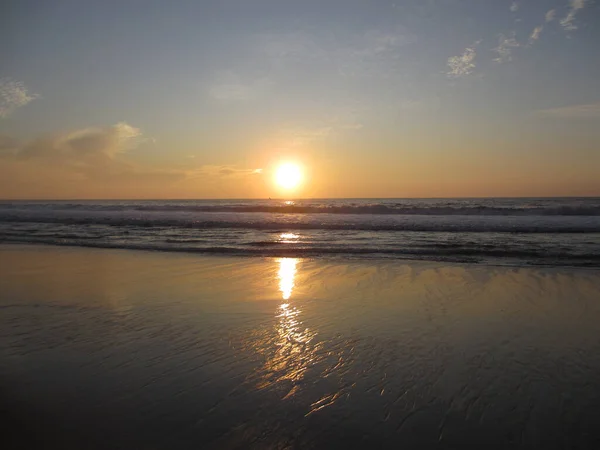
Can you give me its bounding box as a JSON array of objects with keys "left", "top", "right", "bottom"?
[{"left": 1, "top": 244, "right": 600, "bottom": 449}]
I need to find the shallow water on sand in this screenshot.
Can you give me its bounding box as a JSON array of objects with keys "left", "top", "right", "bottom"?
[{"left": 2, "top": 245, "right": 600, "bottom": 449}]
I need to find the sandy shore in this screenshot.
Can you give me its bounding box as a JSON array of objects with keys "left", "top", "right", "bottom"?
[{"left": 1, "top": 244, "right": 600, "bottom": 449}]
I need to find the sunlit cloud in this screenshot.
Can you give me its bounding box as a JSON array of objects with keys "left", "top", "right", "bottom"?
[
  {"left": 528, "top": 9, "right": 558, "bottom": 46},
  {"left": 510, "top": 2, "right": 519, "bottom": 13},
  {"left": 446, "top": 45, "right": 477, "bottom": 77},
  {"left": 560, "top": 0, "right": 587, "bottom": 31},
  {"left": 0, "top": 78, "right": 38, "bottom": 118},
  {"left": 191, "top": 165, "right": 264, "bottom": 178},
  {"left": 529, "top": 26, "right": 544, "bottom": 44},
  {"left": 493, "top": 32, "right": 520, "bottom": 63},
  {"left": 536, "top": 102, "right": 600, "bottom": 119},
  {"left": 0, "top": 124, "right": 266, "bottom": 199},
  {"left": 0, "top": 123, "right": 193, "bottom": 197},
  {"left": 14, "top": 122, "right": 143, "bottom": 161},
  {"left": 0, "top": 120, "right": 264, "bottom": 199},
  {"left": 545, "top": 9, "right": 557, "bottom": 22}
]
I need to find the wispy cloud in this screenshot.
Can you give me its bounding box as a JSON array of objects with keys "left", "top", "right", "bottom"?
[
  {"left": 0, "top": 124, "right": 265, "bottom": 197},
  {"left": 536, "top": 102, "right": 600, "bottom": 118},
  {"left": 529, "top": 26, "right": 544, "bottom": 44},
  {"left": 528, "top": 9, "right": 558, "bottom": 46},
  {"left": 493, "top": 32, "right": 520, "bottom": 63},
  {"left": 0, "top": 78, "right": 38, "bottom": 118},
  {"left": 510, "top": 2, "right": 519, "bottom": 13},
  {"left": 193, "top": 165, "right": 263, "bottom": 178},
  {"left": 560, "top": 0, "right": 587, "bottom": 31},
  {"left": 18, "top": 122, "right": 144, "bottom": 162},
  {"left": 447, "top": 45, "right": 477, "bottom": 77},
  {"left": 0, "top": 122, "right": 190, "bottom": 191}
]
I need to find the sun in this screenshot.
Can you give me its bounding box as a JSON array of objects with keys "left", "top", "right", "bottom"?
[{"left": 275, "top": 163, "right": 302, "bottom": 190}]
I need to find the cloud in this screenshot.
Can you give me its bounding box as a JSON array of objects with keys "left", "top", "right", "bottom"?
[
  {"left": 0, "top": 123, "right": 264, "bottom": 198},
  {"left": 188, "top": 165, "right": 263, "bottom": 179},
  {"left": 17, "top": 122, "right": 143, "bottom": 162},
  {"left": 510, "top": 2, "right": 519, "bottom": 12},
  {"left": 536, "top": 102, "right": 600, "bottom": 118},
  {"left": 0, "top": 122, "right": 171, "bottom": 184},
  {"left": 545, "top": 9, "right": 556, "bottom": 22},
  {"left": 218, "top": 167, "right": 261, "bottom": 177},
  {"left": 560, "top": 0, "right": 587, "bottom": 31},
  {"left": 528, "top": 9, "right": 557, "bottom": 46},
  {"left": 493, "top": 32, "right": 520, "bottom": 63},
  {"left": 529, "top": 26, "right": 544, "bottom": 43},
  {"left": 447, "top": 45, "right": 477, "bottom": 77},
  {"left": 0, "top": 78, "right": 38, "bottom": 118}
]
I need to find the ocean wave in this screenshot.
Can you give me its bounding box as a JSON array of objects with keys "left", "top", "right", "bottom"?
[
  {"left": 2, "top": 236, "right": 599, "bottom": 267},
  {"left": 133, "top": 204, "right": 600, "bottom": 216},
  {"left": 2, "top": 203, "right": 600, "bottom": 216},
  {"left": 1, "top": 214, "right": 599, "bottom": 233}
]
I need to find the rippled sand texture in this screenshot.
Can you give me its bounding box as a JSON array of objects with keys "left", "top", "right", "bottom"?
[{"left": 2, "top": 245, "right": 600, "bottom": 449}]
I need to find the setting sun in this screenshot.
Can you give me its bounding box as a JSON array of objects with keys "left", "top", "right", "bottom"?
[{"left": 275, "top": 163, "right": 302, "bottom": 190}]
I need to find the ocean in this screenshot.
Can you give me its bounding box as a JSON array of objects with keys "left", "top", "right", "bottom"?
[{"left": 1, "top": 197, "right": 599, "bottom": 267}]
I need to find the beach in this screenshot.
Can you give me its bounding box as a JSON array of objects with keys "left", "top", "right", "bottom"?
[
  {"left": 2, "top": 244, "right": 600, "bottom": 449},
  {"left": 4, "top": 0, "right": 600, "bottom": 446}
]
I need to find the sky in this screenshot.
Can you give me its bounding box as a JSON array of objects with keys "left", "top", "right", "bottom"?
[{"left": 1, "top": 0, "right": 599, "bottom": 199}]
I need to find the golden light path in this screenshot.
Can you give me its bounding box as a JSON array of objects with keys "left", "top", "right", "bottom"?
[
  {"left": 278, "top": 257, "right": 297, "bottom": 301},
  {"left": 247, "top": 257, "right": 344, "bottom": 414}
]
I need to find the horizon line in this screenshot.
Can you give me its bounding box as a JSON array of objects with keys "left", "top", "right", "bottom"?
[{"left": 1, "top": 196, "right": 599, "bottom": 201}]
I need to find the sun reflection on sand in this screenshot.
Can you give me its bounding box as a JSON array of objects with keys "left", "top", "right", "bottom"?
[
  {"left": 248, "top": 258, "right": 321, "bottom": 395},
  {"left": 278, "top": 257, "right": 297, "bottom": 300},
  {"left": 243, "top": 259, "right": 348, "bottom": 412}
]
